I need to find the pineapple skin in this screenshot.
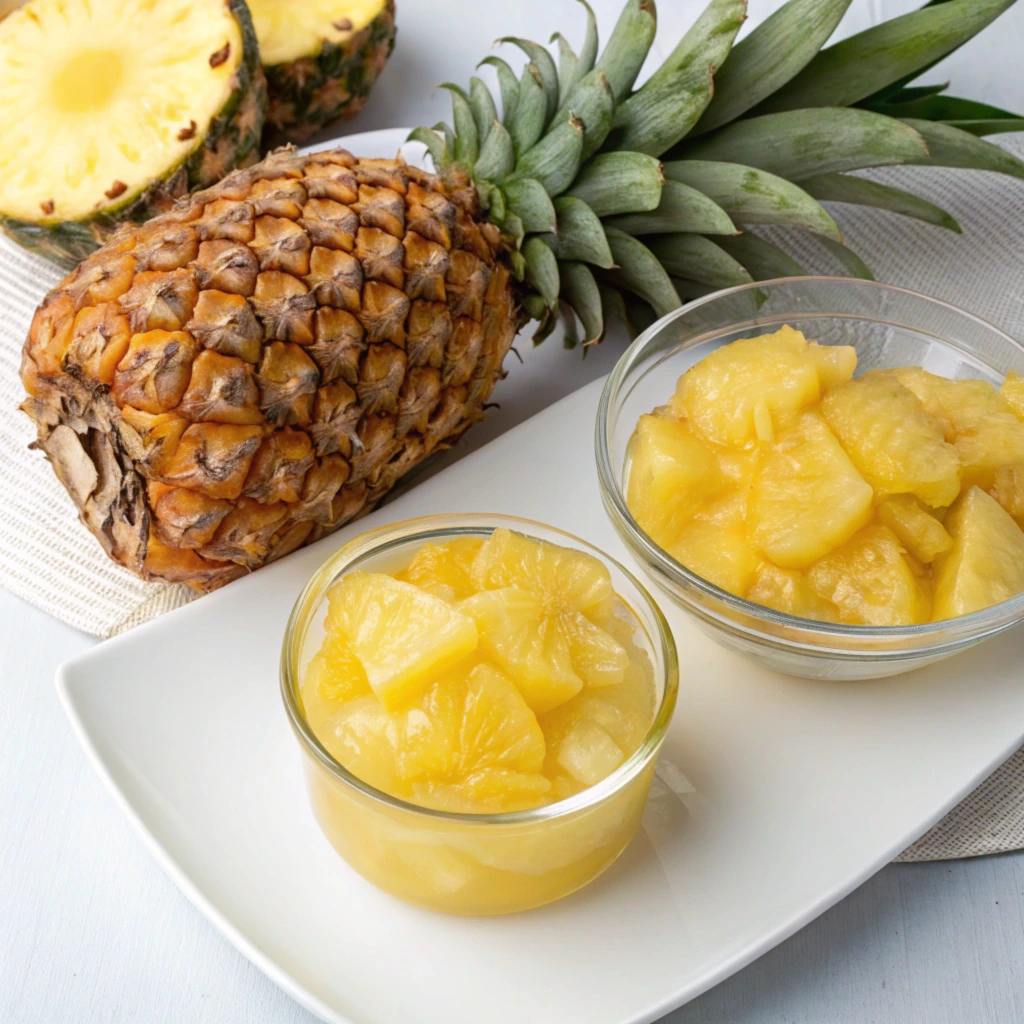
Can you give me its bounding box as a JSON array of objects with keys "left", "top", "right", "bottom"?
[
  {"left": 263, "top": 0, "right": 396, "bottom": 143},
  {"left": 20, "top": 146, "right": 516, "bottom": 591},
  {"left": 1, "top": 0, "right": 266, "bottom": 267}
]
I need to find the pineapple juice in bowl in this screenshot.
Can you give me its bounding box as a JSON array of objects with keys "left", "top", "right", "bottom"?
[
  {"left": 597, "top": 278, "right": 1024, "bottom": 681},
  {"left": 281, "top": 514, "right": 678, "bottom": 915}
]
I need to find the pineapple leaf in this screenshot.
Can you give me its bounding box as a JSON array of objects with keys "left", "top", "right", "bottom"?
[
  {"left": 885, "top": 83, "right": 950, "bottom": 103},
  {"left": 552, "top": 33, "right": 582, "bottom": 109},
  {"left": 406, "top": 127, "right": 448, "bottom": 171},
  {"left": 521, "top": 292, "right": 549, "bottom": 321},
  {"left": 800, "top": 173, "right": 961, "bottom": 232},
  {"left": 537, "top": 197, "right": 614, "bottom": 267},
  {"left": 645, "top": 233, "right": 753, "bottom": 288},
  {"left": 693, "top": 0, "right": 851, "bottom": 134},
  {"left": 478, "top": 56, "right": 520, "bottom": 123},
  {"left": 533, "top": 306, "right": 560, "bottom": 344},
  {"left": 679, "top": 108, "right": 929, "bottom": 180},
  {"left": 577, "top": 0, "right": 600, "bottom": 84},
  {"left": 502, "top": 211, "right": 526, "bottom": 247},
  {"left": 433, "top": 121, "right": 457, "bottom": 159},
  {"left": 594, "top": 0, "right": 658, "bottom": 103},
  {"left": 510, "top": 113, "right": 585, "bottom": 196},
  {"left": 814, "top": 235, "right": 875, "bottom": 280},
  {"left": 560, "top": 300, "right": 581, "bottom": 349},
  {"left": 502, "top": 178, "right": 557, "bottom": 232},
  {"left": 475, "top": 122, "right": 516, "bottom": 181},
  {"left": 943, "top": 119, "right": 1024, "bottom": 137},
  {"left": 622, "top": 294, "right": 658, "bottom": 335},
  {"left": 440, "top": 84, "right": 479, "bottom": 164},
  {"left": 864, "top": 92, "right": 1022, "bottom": 122},
  {"left": 508, "top": 64, "right": 547, "bottom": 158},
  {"left": 715, "top": 232, "right": 807, "bottom": 279},
  {"left": 755, "top": 0, "right": 1016, "bottom": 114},
  {"left": 566, "top": 152, "right": 664, "bottom": 216},
  {"left": 559, "top": 260, "right": 604, "bottom": 343},
  {"left": 671, "top": 277, "right": 717, "bottom": 302},
  {"left": 598, "top": 284, "right": 636, "bottom": 338},
  {"left": 500, "top": 38, "right": 560, "bottom": 125},
  {"left": 604, "top": 229, "right": 682, "bottom": 317},
  {"left": 664, "top": 160, "right": 840, "bottom": 239},
  {"left": 483, "top": 181, "right": 507, "bottom": 222},
  {"left": 509, "top": 248, "right": 527, "bottom": 280},
  {"left": 469, "top": 77, "right": 498, "bottom": 143},
  {"left": 553, "top": 68, "right": 615, "bottom": 161},
  {"left": 605, "top": 179, "right": 736, "bottom": 235},
  {"left": 903, "top": 118, "right": 1024, "bottom": 180},
  {"left": 607, "top": 0, "right": 745, "bottom": 155},
  {"left": 524, "top": 236, "right": 560, "bottom": 308}
]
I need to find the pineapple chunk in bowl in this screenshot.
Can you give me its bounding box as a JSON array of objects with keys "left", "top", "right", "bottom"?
[{"left": 596, "top": 278, "right": 1024, "bottom": 681}]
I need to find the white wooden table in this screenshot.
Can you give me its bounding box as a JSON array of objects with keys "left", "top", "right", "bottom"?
[{"left": 4, "top": 2, "right": 1024, "bottom": 1021}]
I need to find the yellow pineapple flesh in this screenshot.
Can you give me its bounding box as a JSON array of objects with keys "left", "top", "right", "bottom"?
[
  {"left": 876, "top": 494, "right": 952, "bottom": 563},
  {"left": 746, "top": 563, "right": 839, "bottom": 621}
]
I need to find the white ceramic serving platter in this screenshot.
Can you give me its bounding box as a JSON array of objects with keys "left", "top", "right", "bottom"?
[{"left": 59, "top": 369, "right": 1024, "bottom": 1024}]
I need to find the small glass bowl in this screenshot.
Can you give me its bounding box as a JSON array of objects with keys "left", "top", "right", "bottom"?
[
  {"left": 596, "top": 277, "right": 1024, "bottom": 681},
  {"left": 281, "top": 513, "right": 678, "bottom": 915}
]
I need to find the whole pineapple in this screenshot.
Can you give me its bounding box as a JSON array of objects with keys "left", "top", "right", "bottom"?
[{"left": 20, "top": 0, "right": 1024, "bottom": 590}]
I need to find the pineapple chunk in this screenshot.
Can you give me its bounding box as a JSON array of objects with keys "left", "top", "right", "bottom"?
[
  {"left": 933, "top": 487, "right": 1024, "bottom": 620},
  {"left": 625, "top": 414, "right": 726, "bottom": 547},
  {"left": 326, "top": 572, "right": 478, "bottom": 710},
  {"left": 746, "top": 564, "right": 839, "bottom": 622},
  {"left": 1001, "top": 370, "right": 1024, "bottom": 421},
  {"left": 671, "top": 325, "right": 822, "bottom": 447},
  {"left": 876, "top": 495, "right": 953, "bottom": 562},
  {"left": 807, "top": 524, "right": 932, "bottom": 626},
  {"left": 302, "top": 629, "right": 371, "bottom": 722},
  {"left": 397, "top": 537, "right": 483, "bottom": 602},
  {"left": 991, "top": 466, "right": 1024, "bottom": 521},
  {"left": 749, "top": 411, "right": 874, "bottom": 569},
  {"left": 809, "top": 342, "right": 858, "bottom": 390},
  {"left": 668, "top": 490, "right": 763, "bottom": 595},
  {"left": 555, "top": 719, "right": 625, "bottom": 787},
  {"left": 881, "top": 367, "right": 999, "bottom": 437},
  {"left": 821, "top": 374, "right": 960, "bottom": 507},
  {"left": 953, "top": 413, "right": 1024, "bottom": 494}
]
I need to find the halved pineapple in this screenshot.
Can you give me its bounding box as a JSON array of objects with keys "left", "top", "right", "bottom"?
[
  {"left": 876, "top": 494, "right": 953, "bottom": 563},
  {"left": 326, "top": 571, "right": 478, "bottom": 710},
  {"left": 670, "top": 325, "right": 828, "bottom": 447},
  {"left": 746, "top": 563, "right": 839, "bottom": 622},
  {"left": 933, "top": 487, "right": 1024, "bottom": 620},
  {"left": 1001, "top": 371, "right": 1024, "bottom": 421},
  {"left": 749, "top": 411, "right": 874, "bottom": 569},
  {"left": 807, "top": 524, "right": 932, "bottom": 626},
  {"left": 625, "top": 413, "right": 726, "bottom": 548},
  {"left": 397, "top": 537, "right": 484, "bottom": 602},
  {"left": 821, "top": 374, "right": 960, "bottom": 507},
  {"left": 0, "top": 0, "right": 264, "bottom": 263}
]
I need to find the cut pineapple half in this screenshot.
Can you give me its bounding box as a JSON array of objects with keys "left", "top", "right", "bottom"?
[
  {"left": 0, "top": 0, "right": 262, "bottom": 262},
  {"left": 249, "top": 0, "right": 386, "bottom": 65},
  {"left": 327, "top": 571, "right": 478, "bottom": 710}
]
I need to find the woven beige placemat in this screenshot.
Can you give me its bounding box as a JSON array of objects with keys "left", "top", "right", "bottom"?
[{"left": 2, "top": 137, "right": 1024, "bottom": 859}]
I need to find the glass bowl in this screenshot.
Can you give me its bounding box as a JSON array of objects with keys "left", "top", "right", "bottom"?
[
  {"left": 596, "top": 277, "right": 1024, "bottom": 681},
  {"left": 280, "top": 513, "right": 678, "bottom": 915}
]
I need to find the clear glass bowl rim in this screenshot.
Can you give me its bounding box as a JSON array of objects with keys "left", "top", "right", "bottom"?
[
  {"left": 280, "top": 513, "right": 680, "bottom": 826},
  {"left": 595, "top": 276, "right": 1024, "bottom": 646}
]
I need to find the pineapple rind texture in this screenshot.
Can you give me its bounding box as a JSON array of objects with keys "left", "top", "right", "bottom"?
[
  {"left": 0, "top": 0, "right": 266, "bottom": 266},
  {"left": 20, "top": 147, "right": 516, "bottom": 590}
]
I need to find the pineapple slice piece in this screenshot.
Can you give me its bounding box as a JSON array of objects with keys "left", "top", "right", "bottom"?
[
  {"left": 880, "top": 367, "right": 997, "bottom": 437},
  {"left": 876, "top": 495, "right": 953, "bottom": 562},
  {"left": 807, "top": 524, "right": 932, "bottom": 626},
  {"left": 668, "top": 490, "right": 763, "bottom": 595},
  {"left": 991, "top": 466, "right": 1024, "bottom": 522},
  {"left": 809, "top": 342, "right": 858, "bottom": 391},
  {"left": 933, "top": 487, "right": 1024, "bottom": 620},
  {"left": 821, "top": 374, "right": 960, "bottom": 507},
  {"left": 746, "top": 564, "right": 839, "bottom": 622},
  {"left": 671, "top": 326, "right": 823, "bottom": 447},
  {"left": 555, "top": 719, "right": 625, "bottom": 787},
  {"left": 326, "top": 571, "right": 478, "bottom": 710},
  {"left": 301, "top": 628, "right": 372, "bottom": 725},
  {"left": 397, "top": 537, "right": 483, "bottom": 602},
  {"left": 1001, "top": 370, "right": 1024, "bottom": 421},
  {"left": 749, "top": 411, "right": 874, "bottom": 569},
  {"left": 625, "top": 414, "right": 726, "bottom": 548}
]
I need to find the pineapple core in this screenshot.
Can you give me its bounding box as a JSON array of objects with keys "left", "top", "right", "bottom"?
[
  {"left": 625, "top": 327, "right": 1024, "bottom": 625},
  {"left": 300, "top": 530, "right": 656, "bottom": 814}
]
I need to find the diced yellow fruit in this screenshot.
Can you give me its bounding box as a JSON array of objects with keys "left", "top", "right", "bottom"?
[
  {"left": 671, "top": 325, "right": 821, "bottom": 447},
  {"left": 876, "top": 494, "right": 953, "bottom": 562},
  {"left": 555, "top": 719, "right": 625, "bottom": 786},
  {"left": 882, "top": 367, "right": 1001, "bottom": 437},
  {"left": 749, "top": 411, "right": 874, "bottom": 569},
  {"left": 625, "top": 414, "right": 726, "bottom": 548},
  {"left": 472, "top": 527, "right": 615, "bottom": 619},
  {"left": 953, "top": 414, "right": 1024, "bottom": 493},
  {"left": 668, "top": 490, "right": 763, "bottom": 594},
  {"left": 396, "top": 537, "right": 483, "bottom": 602},
  {"left": 715, "top": 446, "right": 759, "bottom": 485},
  {"left": 809, "top": 342, "right": 858, "bottom": 390},
  {"left": 327, "top": 571, "right": 478, "bottom": 710},
  {"left": 991, "top": 465, "right": 1024, "bottom": 520},
  {"left": 301, "top": 629, "right": 371, "bottom": 724},
  {"left": 821, "top": 374, "right": 960, "bottom": 507},
  {"left": 933, "top": 487, "right": 1024, "bottom": 620},
  {"left": 746, "top": 564, "right": 839, "bottom": 622},
  {"left": 413, "top": 770, "right": 552, "bottom": 814},
  {"left": 560, "top": 608, "right": 630, "bottom": 688},
  {"left": 1001, "top": 370, "right": 1024, "bottom": 421},
  {"left": 807, "top": 524, "right": 932, "bottom": 625}
]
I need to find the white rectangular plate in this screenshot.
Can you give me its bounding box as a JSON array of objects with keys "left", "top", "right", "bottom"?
[{"left": 58, "top": 375, "right": 1024, "bottom": 1024}]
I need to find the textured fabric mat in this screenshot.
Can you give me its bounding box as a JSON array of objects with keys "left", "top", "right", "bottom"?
[{"left": 2, "top": 137, "right": 1024, "bottom": 860}]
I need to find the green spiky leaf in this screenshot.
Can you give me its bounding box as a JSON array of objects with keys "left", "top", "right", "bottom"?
[
  {"left": 664, "top": 160, "right": 840, "bottom": 238},
  {"left": 605, "top": 179, "right": 736, "bottom": 235},
  {"left": 815, "top": 235, "right": 875, "bottom": 279},
  {"left": 566, "top": 152, "right": 664, "bottom": 216},
  {"left": 554, "top": 68, "right": 615, "bottom": 161},
  {"left": 553, "top": 0, "right": 599, "bottom": 108},
  {"left": 603, "top": 228, "right": 681, "bottom": 317},
  {"left": 800, "top": 172, "right": 961, "bottom": 232},
  {"left": 594, "top": 0, "right": 658, "bottom": 102},
  {"left": 469, "top": 77, "right": 498, "bottom": 143},
  {"left": 508, "top": 64, "right": 547, "bottom": 158},
  {"left": 559, "top": 260, "right": 604, "bottom": 343},
  {"left": 944, "top": 119, "right": 1024, "bottom": 137},
  {"left": 502, "top": 178, "right": 557, "bottom": 233},
  {"left": 440, "top": 84, "right": 479, "bottom": 164},
  {"left": 524, "top": 236, "right": 560, "bottom": 308},
  {"left": 715, "top": 233, "right": 807, "bottom": 280},
  {"left": 902, "top": 118, "right": 1024, "bottom": 180},
  {"left": 598, "top": 284, "right": 634, "bottom": 338},
  {"left": 475, "top": 121, "right": 516, "bottom": 181},
  {"left": 500, "top": 37, "right": 560, "bottom": 124},
  {"left": 866, "top": 92, "right": 1021, "bottom": 123},
  {"left": 645, "top": 233, "right": 753, "bottom": 288},
  {"left": 407, "top": 127, "right": 448, "bottom": 171},
  {"left": 502, "top": 211, "right": 526, "bottom": 247},
  {"left": 521, "top": 292, "right": 549, "bottom": 321},
  {"left": 537, "top": 196, "right": 614, "bottom": 267},
  {"left": 434, "top": 121, "right": 456, "bottom": 160},
  {"left": 478, "top": 56, "right": 520, "bottom": 123},
  {"left": 510, "top": 113, "right": 585, "bottom": 196}
]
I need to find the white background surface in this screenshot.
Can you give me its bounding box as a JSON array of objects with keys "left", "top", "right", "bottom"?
[{"left": 3, "top": 1, "right": 1024, "bottom": 1022}]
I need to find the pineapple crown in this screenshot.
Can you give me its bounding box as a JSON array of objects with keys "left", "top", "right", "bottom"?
[{"left": 411, "top": 0, "right": 1023, "bottom": 346}]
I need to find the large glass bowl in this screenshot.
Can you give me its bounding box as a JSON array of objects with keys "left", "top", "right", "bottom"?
[
  {"left": 596, "top": 277, "right": 1024, "bottom": 681},
  {"left": 281, "top": 514, "right": 678, "bottom": 915}
]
